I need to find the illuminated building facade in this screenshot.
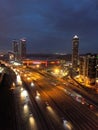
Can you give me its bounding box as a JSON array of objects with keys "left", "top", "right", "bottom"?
[
  {"left": 79, "top": 56, "right": 85, "bottom": 76},
  {"left": 96, "top": 56, "right": 98, "bottom": 79},
  {"left": 22, "top": 59, "right": 60, "bottom": 68},
  {"left": 79, "top": 54, "right": 97, "bottom": 85},
  {"left": 72, "top": 35, "right": 79, "bottom": 71}
]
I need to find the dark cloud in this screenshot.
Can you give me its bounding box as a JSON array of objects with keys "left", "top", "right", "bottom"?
[{"left": 0, "top": 0, "right": 98, "bottom": 53}]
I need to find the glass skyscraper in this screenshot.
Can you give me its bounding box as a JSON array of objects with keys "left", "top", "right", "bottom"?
[{"left": 72, "top": 35, "right": 79, "bottom": 71}]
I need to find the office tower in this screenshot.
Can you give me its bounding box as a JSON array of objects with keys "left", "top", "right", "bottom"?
[
  {"left": 87, "top": 54, "right": 96, "bottom": 85},
  {"left": 12, "top": 40, "right": 19, "bottom": 60},
  {"left": 79, "top": 56, "right": 85, "bottom": 76},
  {"left": 72, "top": 35, "right": 79, "bottom": 71},
  {"left": 96, "top": 56, "right": 98, "bottom": 79},
  {"left": 19, "top": 38, "right": 26, "bottom": 59},
  {"left": 79, "top": 54, "right": 97, "bottom": 85}
]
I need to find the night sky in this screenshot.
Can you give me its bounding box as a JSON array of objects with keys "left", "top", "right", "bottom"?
[{"left": 0, "top": 0, "right": 98, "bottom": 54}]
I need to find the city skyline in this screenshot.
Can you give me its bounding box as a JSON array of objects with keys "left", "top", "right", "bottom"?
[{"left": 0, "top": 0, "right": 98, "bottom": 53}]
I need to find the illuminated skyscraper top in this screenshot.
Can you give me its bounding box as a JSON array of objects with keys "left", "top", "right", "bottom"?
[{"left": 73, "top": 35, "right": 78, "bottom": 39}]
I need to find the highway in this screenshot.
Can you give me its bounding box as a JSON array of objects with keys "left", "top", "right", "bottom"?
[
  {"left": 3, "top": 65, "right": 97, "bottom": 130},
  {"left": 34, "top": 76, "right": 98, "bottom": 129},
  {"left": 10, "top": 67, "right": 67, "bottom": 130},
  {"left": 19, "top": 67, "right": 98, "bottom": 130}
]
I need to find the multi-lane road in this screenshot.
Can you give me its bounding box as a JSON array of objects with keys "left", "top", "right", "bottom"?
[
  {"left": 18, "top": 67, "right": 98, "bottom": 130},
  {"left": 1, "top": 66, "right": 98, "bottom": 130}
]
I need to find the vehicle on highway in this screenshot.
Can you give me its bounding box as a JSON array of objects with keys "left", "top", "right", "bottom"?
[
  {"left": 31, "top": 82, "right": 35, "bottom": 87},
  {"left": 45, "top": 101, "right": 49, "bottom": 107},
  {"left": 29, "top": 113, "right": 33, "bottom": 117},
  {"left": 36, "top": 91, "right": 40, "bottom": 96},
  {"left": 62, "top": 118, "right": 72, "bottom": 130}
]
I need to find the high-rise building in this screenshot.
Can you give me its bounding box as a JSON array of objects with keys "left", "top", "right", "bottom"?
[
  {"left": 19, "top": 38, "right": 26, "bottom": 59},
  {"left": 96, "top": 55, "right": 98, "bottom": 79},
  {"left": 79, "top": 56, "right": 85, "bottom": 76},
  {"left": 72, "top": 35, "right": 79, "bottom": 71},
  {"left": 79, "top": 54, "right": 97, "bottom": 85},
  {"left": 12, "top": 40, "right": 19, "bottom": 60}
]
